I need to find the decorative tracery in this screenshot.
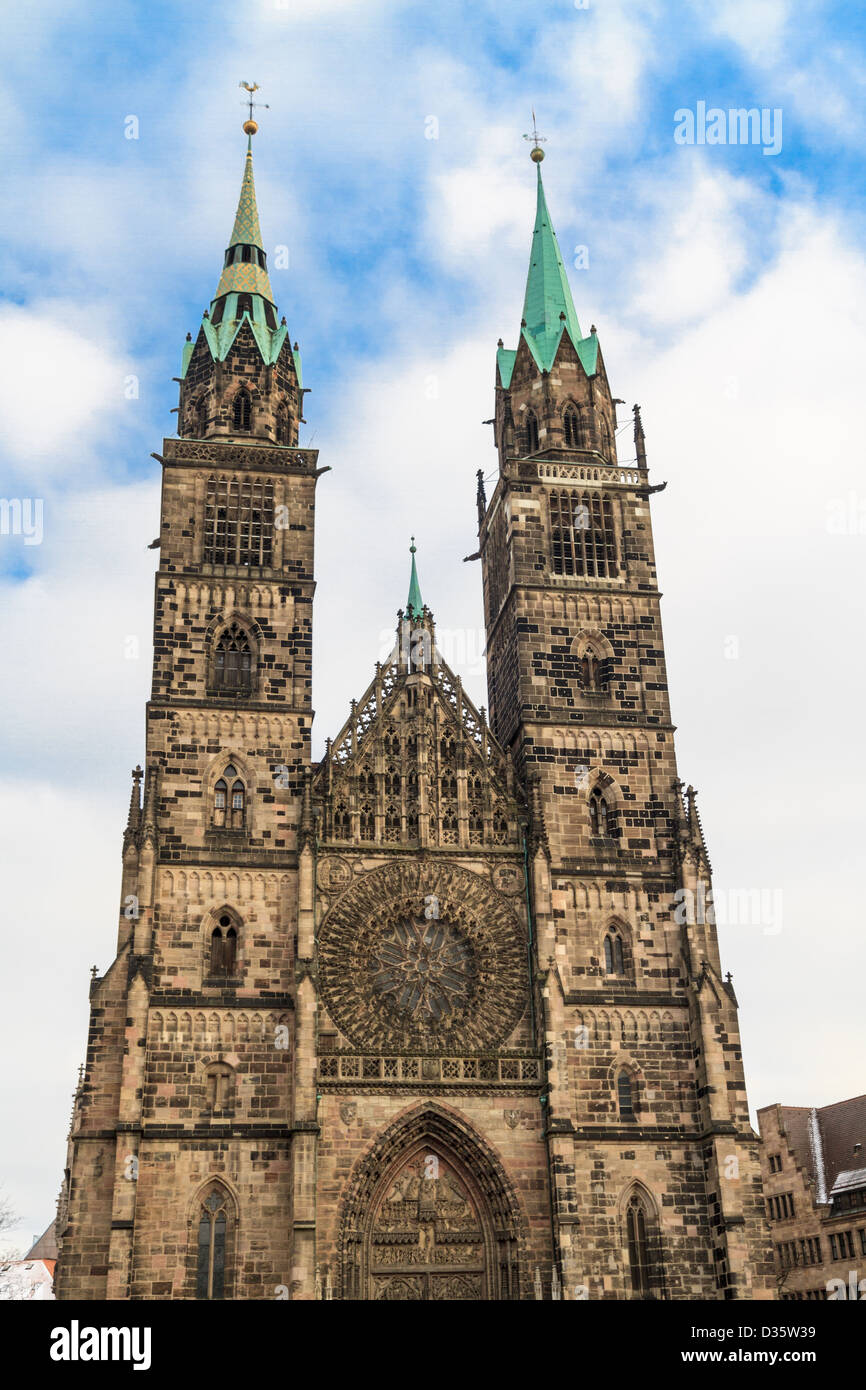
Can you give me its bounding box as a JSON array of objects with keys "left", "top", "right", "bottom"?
[{"left": 318, "top": 862, "right": 525, "bottom": 1052}]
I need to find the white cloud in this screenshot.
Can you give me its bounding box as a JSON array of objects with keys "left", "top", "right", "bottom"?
[
  {"left": 0, "top": 306, "right": 135, "bottom": 469},
  {"left": 704, "top": 0, "right": 792, "bottom": 65},
  {"left": 629, "top": 163, "right": 765, "bottom": 327}
]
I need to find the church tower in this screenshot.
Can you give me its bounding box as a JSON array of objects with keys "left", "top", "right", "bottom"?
[
  {"left": 54, "top": 121, "right": 321, "bottom": 1300},
  {"left": 477, "top": 136, "right": 773, "bottom": 1297},
  {"left": 55, "top": 122, "right": 773, "bottom": 1302}
]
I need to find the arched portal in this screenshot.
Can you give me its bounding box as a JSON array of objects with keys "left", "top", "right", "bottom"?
[{"left": 339, "top": 1105, "right": 525, "bottom": 1301}]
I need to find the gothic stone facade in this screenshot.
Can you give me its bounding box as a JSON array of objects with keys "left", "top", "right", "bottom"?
[{"left": 53, "top": 139, "right": 774, "bottom": 1301}]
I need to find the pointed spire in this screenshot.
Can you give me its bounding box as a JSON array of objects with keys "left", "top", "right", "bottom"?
[
  {"left": 497, "top": 144, "right": 599, "bottom": 389},
  {"left": 212, "top": 134, "right": 277, "bottom": 307},
  {"left": 633, "top": 403, "right": 647, "bottom": 468},
  {"left": 125, "top": 765, "right": 143, "bottom": 839},
  {"left": 520, "top": 159, "right": 582, "bottom": 372},
  {"left": 406, "top": 536, "right": 424, "bottom": 621}
]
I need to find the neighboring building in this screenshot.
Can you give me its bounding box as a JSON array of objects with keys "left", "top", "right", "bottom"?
[
  {"left": 0, "top": 1258, "right": 55, "bottom": 1300},
  {"left": 758, "top": 1096, "right": 866, "bottom": 1300},
  {"left": 53, "top": 121, "right": 773, "bottom": 1301},
  {"left": 26, "top": 1222, "right": 58, "bottom": 1261}
]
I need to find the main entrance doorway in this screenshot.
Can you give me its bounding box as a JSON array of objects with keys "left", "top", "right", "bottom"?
[
  {"left": 340, "top": 1109, "right": 524, "bottom": 1301},
  {"left": 368, "top": 1149, "right": 487, "bottom": 1300}
]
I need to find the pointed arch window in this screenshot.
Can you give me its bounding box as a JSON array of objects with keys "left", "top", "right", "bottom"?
[
  {"left": 232, "top": 388, "right": 252, "bottom": 432},
  {"left": 359, "top": 805, "right": 375, "bottom": 842},
  {"left": 618, "top": 1070, "right": 636, "bottom": 1121},
  {"left": 589, "top": 787, "right": 612, "bottom": 837},
  {"left": 214, "top": 622, "right": 252, "bottom": 694},
  {"left": 195, "top": 395, "right": 208, "bottom": 437},
  {"left": 196, "top": 1188, "right": 230, "bottom": 1300},
  {"left": 469, "top": 812, "right": 484, "bottom": 845},
  {"left": 626, "top": 1194, "right": 650, "bottom": 1296},
  {"left": 213, "top": 764, "right": 246, "bottom": 830},
  {"left": 526, "top": 411, "right": 540, "bottom": 453},
  {"left": 333, "top": 803, "right": 350, "bottom": 840},
  {"left": 209, "top": 915, "right": 238, "bottom": 977},
  {"left": 275, "top": 401, "right": 291, "bottom": 445},
  {"left": 604, "top": 931, "right": 625, "bottom": 975},
  {"left": 563, "top": 405, "right": 582, "bottom": 448}
]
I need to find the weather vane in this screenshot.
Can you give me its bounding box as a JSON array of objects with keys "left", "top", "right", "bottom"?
[
  {"left": 523, "top": 108, "right": 546, "bottom": 163},
  {"left": 239, "top": 81, "right": 269, "bottom": 135}
]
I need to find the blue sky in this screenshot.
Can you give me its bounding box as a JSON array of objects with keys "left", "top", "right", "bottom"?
[{"left": 1, "top": 0, "right": 865, "bottom": 1253}]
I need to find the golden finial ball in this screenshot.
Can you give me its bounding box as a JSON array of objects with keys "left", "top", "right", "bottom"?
[
  {"left": 243, "top": 119, "right": 258, "bottom": 136},
  {"left": 530, "top": 144, "right": 545, "bottom": 163}
]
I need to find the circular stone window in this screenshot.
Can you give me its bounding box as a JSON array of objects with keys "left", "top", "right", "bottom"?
[{"left": 317, "top": 862, "right": 526, "bottom": 1052}]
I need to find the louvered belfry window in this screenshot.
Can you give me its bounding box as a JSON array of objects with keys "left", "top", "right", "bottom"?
[
  {"left": 550, "top": 490, "right": 617, "bottom": 578},
  {"left": 204, "top": 476, "right": 275, "bottom": 567}
]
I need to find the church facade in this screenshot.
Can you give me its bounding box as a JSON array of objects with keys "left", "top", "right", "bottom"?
[{"left": 53, "top": 125, "right": 774, "bottom": 1301}]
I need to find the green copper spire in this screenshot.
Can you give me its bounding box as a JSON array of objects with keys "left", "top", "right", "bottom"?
[
  {"left": 521, "top": 161, "right": 582, "bottom": 370},
  {"left": 212, "top": 135, "right": 276, "bottom": 305},
  {"left": 406, "top": 537, "right": 424, "bottom": 620},
  {"left": 182, "top": 127, "right": 303, "bottom": 382},
  {"left": 497, "top": 142, "right": 599, "bottom": 388}
]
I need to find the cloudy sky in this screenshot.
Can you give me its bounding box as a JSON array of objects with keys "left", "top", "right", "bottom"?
[{"left": 1, "top": 0, "right": 864, "bottom": 1253}]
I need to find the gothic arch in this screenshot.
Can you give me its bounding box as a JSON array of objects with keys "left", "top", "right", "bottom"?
[
  {"left": 205, "top": 613, "right": 263, "bottom": 696},
  {"left": 617, "top": 1180, "right": 667, "bottom": 1300},
  {"left": 608, "top": 1054, "right": 643, "bottom": 1121},
  {"left": 337, "top": 1103, "right": 528, "bottom": 1301},
  {"left": 572, "top": 629, "right": 614, "bottom": 662},
  {"left": 600, "top": 914, "right": 633, "bottom": 978},
  {"left": 185, "top": 1177, "right": 240, "bottom": 1301},
  {"left": 202, "top": 904, "right": 243, "bottom": 981},
  {"left": 561, "top": 399, "right": 588, "bottom": 448}
]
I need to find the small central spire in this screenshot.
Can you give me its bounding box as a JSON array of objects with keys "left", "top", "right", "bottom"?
[{"left": 406, "top": 536, "right": 424, "bottom": 621}]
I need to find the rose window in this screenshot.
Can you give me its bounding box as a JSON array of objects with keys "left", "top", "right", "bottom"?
[{"left": 370, "top": 916, "right": 476, "bottom": 1026}]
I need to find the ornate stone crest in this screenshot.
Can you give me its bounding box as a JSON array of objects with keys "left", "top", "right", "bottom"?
[
  {"left": 491, "top": 863, "right": 523, "bottom": 896},
  {"left": 317, "top": 856, "right": 352, "bottom": 894},
  {"left": 340, "top": 1102, "right": 357, "bottom": 1126}
]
